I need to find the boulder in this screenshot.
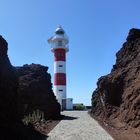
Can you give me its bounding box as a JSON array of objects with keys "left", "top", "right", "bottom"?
[{"left": 16, "top": 64, "right": 61, "bottom": 119}]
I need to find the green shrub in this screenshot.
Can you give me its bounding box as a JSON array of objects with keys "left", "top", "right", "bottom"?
[
  {"left": 74, "top": 104, "right": 86, "bottom": 110},
  {"left": 22, "top": 109, "right": 44, "bottom": 125}
]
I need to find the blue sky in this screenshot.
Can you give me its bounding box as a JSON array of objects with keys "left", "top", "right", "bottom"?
[{"left": 0, "top": 0, "right": 140, "bottom": 105}]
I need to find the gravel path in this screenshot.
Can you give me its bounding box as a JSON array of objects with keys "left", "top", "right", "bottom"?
[{"left": 47, "top": 111, "right": 114, "bottom": 140}]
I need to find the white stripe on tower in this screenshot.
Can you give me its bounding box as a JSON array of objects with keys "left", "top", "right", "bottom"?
[
  {"left": 54, "top": 61, "right": 66, "bottom": 73},
  {"left": 54, "top": 85, "right": 66, "bottom": 99}
]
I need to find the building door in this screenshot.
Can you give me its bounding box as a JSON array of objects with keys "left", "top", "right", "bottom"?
[{"left": 62, "top": 99, "right": 66, "bottom": 110}]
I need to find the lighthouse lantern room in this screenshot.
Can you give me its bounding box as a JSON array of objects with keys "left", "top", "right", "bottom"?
[{"left": 48, "top": 26, "right": 73, "bottom": 110}]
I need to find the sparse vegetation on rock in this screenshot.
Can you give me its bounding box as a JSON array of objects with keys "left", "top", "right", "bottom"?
[
  {"left": 22, "top": 109, "right": 45, "bottom": 125},
  {"left": 16, "top": 64, "right": 61, "bottom": 120}
]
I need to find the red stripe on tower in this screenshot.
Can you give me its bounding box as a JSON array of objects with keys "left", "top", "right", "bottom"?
[
  {"left": 54, "top": 49, "right": 66, "bottom": 61},
  {"left": 54, "top": 73, "right": 66, "bottom": 85}
]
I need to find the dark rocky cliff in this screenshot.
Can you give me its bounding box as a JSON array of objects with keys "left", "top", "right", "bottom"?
[
  {"left": 91, "top": 29, "right": 140, "bottom": 136},
  {"left": 0, "top": 35, "right": 47, "bottom": 139},
  {"left": 16, "top": 64, "right": 60, "bottom": 119},
  {"left": 0, "top": 35, "right": 19, "bottom": 126},
  {"left": 0, "top": 35, "right": 60, "bottom": 139}
]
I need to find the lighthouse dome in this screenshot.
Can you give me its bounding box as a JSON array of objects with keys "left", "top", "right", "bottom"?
[
  {"left": 48, "top": 26, "right": 69, "bottom": 52},
  {"left": 55, "top": 26, "right": 65, "bottom": 35}
]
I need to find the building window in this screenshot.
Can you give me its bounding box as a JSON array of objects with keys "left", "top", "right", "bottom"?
[
  {"left": 58, "top": 41, "right": 63, "bottom": 46},
  {"left": 59, "top": 65, "right": 63, "bottom": 67},
  {"left": 59, "top": 89, "right": 63, "bottom": 92}
]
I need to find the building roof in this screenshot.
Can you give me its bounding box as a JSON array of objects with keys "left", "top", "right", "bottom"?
[{"left": 55, "top": 26, "right": 65, "bottom": 35}]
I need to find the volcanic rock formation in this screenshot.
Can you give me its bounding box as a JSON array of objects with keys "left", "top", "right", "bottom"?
[
  {"left": 0, "top": 35, "right": 19, "bottom": 126},
  {"left": 16, "top": 64, "right": 60, "bottom": 119},
  {"left": 0, "top": 35, "right": 61, "bottom": 139},
  {"left": 91, "top": 28, "right": 140, "bottom": 139},
  {"left": 0, "top": 35, "right": 47, "bottom": 140}
]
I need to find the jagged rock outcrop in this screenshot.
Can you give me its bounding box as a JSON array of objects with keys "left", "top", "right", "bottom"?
[
  {"left": 16, "top": 64, "right": 60, "bottom": 119},
  {"left": 0, "top": 35, "right": 47, "bottom": 139},
  {"left": 91, "top": 28, "right": 140, "bottom": 130},
  {"left": 0, "top": 35, "right": 19, "bottom": 126},
  {"left": 0, "top": 35, "right": 61, "bottom": 139}
]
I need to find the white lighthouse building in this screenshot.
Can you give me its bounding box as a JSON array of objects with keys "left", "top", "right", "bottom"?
[{"left": 48, "top": 26, "right": 73, "bottom": 110}]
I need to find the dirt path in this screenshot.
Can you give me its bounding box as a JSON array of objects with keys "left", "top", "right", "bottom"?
[{"left": 47, "top": 111, "right": 114, "bottom": 140}]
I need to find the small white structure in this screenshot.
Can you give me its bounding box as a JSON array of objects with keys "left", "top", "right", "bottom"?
[{"left": 66, "top": 98, "right": 73, "bottom": 110}]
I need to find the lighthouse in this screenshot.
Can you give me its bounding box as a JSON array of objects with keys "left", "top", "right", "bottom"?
[{"left": 48, "top": 26, "right": 73, "bottom": 110}]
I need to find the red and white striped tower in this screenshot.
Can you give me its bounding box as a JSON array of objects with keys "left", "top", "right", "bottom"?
[{"left": 48, "top": 26, "right": 69, "bottom": 109}]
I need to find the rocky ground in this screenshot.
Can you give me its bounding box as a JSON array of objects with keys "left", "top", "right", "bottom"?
[
  {"left": 47, "top": 111, "right": 113, "bottom": 140},
  {"left": 91, "top": 28, "right": 140, "bottom": 140},
  {"left": 33, "top": 120, "right": 60, "bottom": 136}
]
